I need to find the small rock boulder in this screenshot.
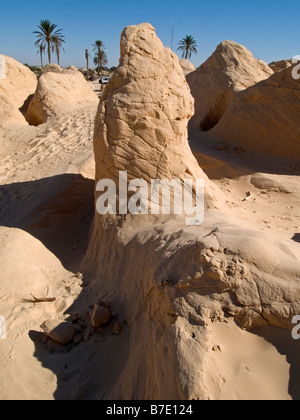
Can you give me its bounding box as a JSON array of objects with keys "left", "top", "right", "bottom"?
[
  {"left": 26, "top": 65, "right": 98, "bottom": 125},
  {"left": 41, "top": 319, "right": 76, "bottom": 345},
  {"left": 113, "top": 320, "right": 122, "bottom": 335},
  {"left": 41, "top": 63, "right": 62, "bottom": 74},
  {"left": 90, "top": 304, "right": 112, "bottom": 328}
]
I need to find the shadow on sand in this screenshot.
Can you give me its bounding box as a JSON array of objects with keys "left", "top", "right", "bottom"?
[
  {"left": 189, "top": 124, "right": 300, "bottom": 180},
  {"left": 0, "top": 173, "right": 130, "bottom": 400},
  {"left": 1, "top": 174, "right": 300, "bottom": 400},
  {"left": 292, "top": 233, "right": 300, "bottom": 244},
  {"left": 252, "top": 326, "right": 300, "bottom": 400},
  {"left": 0, "top": 173, "right": 95, "bottom": 273}
]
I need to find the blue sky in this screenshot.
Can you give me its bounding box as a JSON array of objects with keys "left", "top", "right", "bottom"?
[{"left": 0, "top": 0, "right": 299, "bottom": 68}]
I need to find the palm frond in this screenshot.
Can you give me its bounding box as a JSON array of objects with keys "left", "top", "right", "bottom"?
[
  {"left": 33, "top": 19, "right": 65, "bottom": 64},
  {"left": 177, "top": 35, "right": 198, "bottom": 59}
]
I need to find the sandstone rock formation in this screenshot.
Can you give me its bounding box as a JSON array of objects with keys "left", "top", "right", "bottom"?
[
  {"left": 87, "top": 219, "right": 300, "bottom": 400},
  {"left": 186, "top": 41, "right": 273, "bottom": 131},
  {"left": 86, "top": 24, "right": 300, "bottom": 400},
  {"left": 179, "top": 59, "right": 196, "bottom": 76},
  {"left": 211, "top": 65, "right": 300, "bottom": 158},
  {"left": 26, "top": 65, "right": 98, "bottom": 125},
  {"left": 94, "top": 22, "right": 219, "bottom": 204},
  {"left": 0, "top": 55, "right": 37, "bottom": 128},
  {"left": 269, "top": 59, "right": 292, "bottom": 73}
]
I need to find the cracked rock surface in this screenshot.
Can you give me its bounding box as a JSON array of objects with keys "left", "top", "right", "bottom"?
[
  {"left": 26, "top": 66, "right": 98, "bottom": 126},
  {"left": 94, "top": 23, "right": 219, "bottom": 203},
  {"left": 85, "top": 24, "right": 300, "bottom": 399}
]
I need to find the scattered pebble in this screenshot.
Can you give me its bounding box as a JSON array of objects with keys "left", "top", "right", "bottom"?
[
  {"left": 113, "top": 320, "right": 122, "bottom": 336},
  {"left": 242, "top": 191, "right": 252, "bottom": 202},
  {"left": 212, "top": 345, "right": 222, "bottom": 352},
  {"left": 216, "top": 143, "right": 229, "bottom": 151},
  {"left": 84, "top": 327, "right": 92, "bottom": 343}
]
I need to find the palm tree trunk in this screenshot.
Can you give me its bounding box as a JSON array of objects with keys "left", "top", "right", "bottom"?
[
  {"left": 185, "top": 49, "right": 189, "bottom": 60},
  {"left": 86, "top": 50, "right": 89, "bottom": 81},
  {"left": 47, "top": 40, "right": 51, "bottom": 64},
  {"left": 40, "top": 49, "right": 43, "bottom": 67},
  {"left": 98, "top": 47, "right": 101, "bottom": 76}
]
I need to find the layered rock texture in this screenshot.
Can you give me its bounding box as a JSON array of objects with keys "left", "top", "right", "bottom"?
[
  {"left": 26, "top": 66, "right": 98, "bottom": 125},
  {"left": 187, "top": 41, "right": 273, "bottom": 131},
  {"left": 86, "top": 24, "right": 300, "bottom": 399},
  {"left": 0, "top": 55, "right": 37, "bottom": 128}
]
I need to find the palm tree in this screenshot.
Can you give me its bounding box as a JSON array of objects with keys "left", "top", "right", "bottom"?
[
  {"left": 93, "top": 40, "right": 106, "bottom": 76},
  {"left": 53, "top": 36, "right": 65, "bottom": 66},
  {"left": 177, "top": 36, "right": 198, "bottom": 60},
  {"left": 33, "top": 19, "right": 64, "bottom": 64},
  {"left": 37, "top": 42, "right": 46, "bottom": 67},
  {"left": 85, "top": 49, "right": 90, "bottom": 81},
  {"left": 93, "top": 50, "right": 108, "bottom": 78}
]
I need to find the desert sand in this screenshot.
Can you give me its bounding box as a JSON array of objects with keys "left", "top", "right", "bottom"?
[{"left": 0, "top": 23, "right": 299, "bottom": 400}]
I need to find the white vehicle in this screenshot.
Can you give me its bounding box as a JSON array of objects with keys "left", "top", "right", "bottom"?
[{"left": 100, "top": 76, "right": 111, "bottom": 84}]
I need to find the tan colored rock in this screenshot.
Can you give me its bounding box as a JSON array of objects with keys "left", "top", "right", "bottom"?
[
  {"left": 179, "top": 59, "right": 195, "bottom": 76},
  {"left": 41, "top": 63, "right": 62, "bottom": 74},
  {"left": 186, "top": 41, "right": 273, "bottom": 131},
  {"left": 87, "top": 23, "right": 223, "bottom": 399},
  {"left": 86, "top": 25, "right": 300, "bottom": 400},
  {"left": 41, "top": 319, "right": 76, "bottom": 345},
  {"left": 113, "top": 320, "right": 122, "bottom": 335},
  {"left": 94, "top": 22, "right": 219, "bottom": 204},
  {"left": 211, "top": 65, "right": 300, "bottom": 158},
  {"left": 67, "top": 65, "right": 78, "bottom": 72},
  {"left": 26, "top": 65, "right": 98, "bottom": 125},
  {"left": 90, "top": 304, "right": 112, "bottom": 327},
  {"left": 0, "top": 55, "right": 37, "bottom": 128},
  {"left": 269, "top": 59, "right": 292, "bottom": 73}
]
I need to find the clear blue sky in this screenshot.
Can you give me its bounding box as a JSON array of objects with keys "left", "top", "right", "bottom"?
[{"left": 0, "top": 0, "right": 299, "bottom": 68}]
